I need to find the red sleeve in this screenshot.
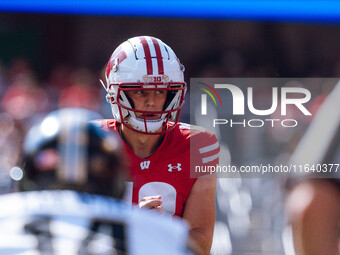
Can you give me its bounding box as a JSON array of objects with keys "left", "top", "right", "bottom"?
[{"left": 189, "top": 125, "right": 220, "bottom": 178}]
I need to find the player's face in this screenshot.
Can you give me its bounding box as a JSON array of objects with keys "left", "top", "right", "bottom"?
[{"left": 126, "top": 90, "right": 167, "bottom": 120}]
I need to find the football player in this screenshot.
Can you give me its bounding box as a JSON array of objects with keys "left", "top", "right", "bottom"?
[
  {"left": 0, "top": 108, "right": 193, "bottom": 255},
  {"left": 98, "top": 36, "right": 220, "bottom": 254},
  {"left": 285, "top": 82, "right": 340, "bottom": 255}
]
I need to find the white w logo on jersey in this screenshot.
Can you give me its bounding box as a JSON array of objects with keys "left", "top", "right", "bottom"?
[
  {"left": 168, "top": 163, "right": 182, "bottom": 172},
  {"left": 140, "top": 161, "right": 151, "bottom": 170}
]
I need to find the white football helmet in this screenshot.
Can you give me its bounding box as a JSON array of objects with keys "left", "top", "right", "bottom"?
[{"left": 102, "top": 36, "right": 186, "bottom": 135}]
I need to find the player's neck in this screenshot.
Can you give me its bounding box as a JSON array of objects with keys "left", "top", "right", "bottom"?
[{"left": 119, "top": 125, "right": 164, "bottom": 159}]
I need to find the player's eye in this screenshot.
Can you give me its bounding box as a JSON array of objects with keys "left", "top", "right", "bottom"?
[{"left": 155, "top": 90, "right": 165, "bottom": 95}]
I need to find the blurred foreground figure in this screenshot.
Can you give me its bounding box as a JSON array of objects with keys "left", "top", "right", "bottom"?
[
  {"left": 0, "top": 108, "right": 192, "bottom": 255},
  {"left": 285, "top": 82, "right": 340, "bottom": 255}
]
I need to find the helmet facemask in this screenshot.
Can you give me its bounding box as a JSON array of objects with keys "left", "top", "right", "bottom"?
[{"left": 107, "top": 82, "right": 186, "bottom": 135}]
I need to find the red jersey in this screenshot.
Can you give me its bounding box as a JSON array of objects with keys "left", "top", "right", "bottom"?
[{"left": 94, "top": 120, "right": 219, "bottom": 217}]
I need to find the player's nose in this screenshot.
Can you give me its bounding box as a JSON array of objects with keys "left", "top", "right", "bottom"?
[{"left": 145, "top": 92, "right": 157, "bottom": 107}]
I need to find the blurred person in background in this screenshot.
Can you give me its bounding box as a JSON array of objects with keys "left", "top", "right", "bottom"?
[
  {"left": 58, "top": 68, "right": 101, "bottom": 112},
  {"left": 0, "top": 108, "right": 194, "bottom": 255},
  {"left": 97, "top": 35, "right": 219, "bottom": 254},
  {"left": 0, "top": 59, "right": 50, "bottom": 193},
  {"left": 285, "top": 82, "right": 340, "bottom": 255},
  {"left": 1, "top": 58, "right": 49, "bottom": 130},
  {"left": 44, "top": 64, "right": 73, "bottom": 110},
  {"left": 0, "top": 112, "right": 22, "bottom": 193}
]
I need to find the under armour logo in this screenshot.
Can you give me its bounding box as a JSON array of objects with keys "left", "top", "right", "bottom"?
[
  {"left": 168, "top": 163, "right": 182, "bottom": 172},
  {"left": 140, "top": 161, "right": 150, "bottom": 170}
]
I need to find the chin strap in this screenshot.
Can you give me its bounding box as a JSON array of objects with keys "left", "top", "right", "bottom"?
[
  {"left": 99, "top": 79, "right": 108, "bottom": 92},
  {"left": 128, "top": 116, "right": 163, "bottom": 133}
]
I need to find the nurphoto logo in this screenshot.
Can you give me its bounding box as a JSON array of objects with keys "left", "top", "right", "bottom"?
[{"left": 198, "top": 81, "right": 312, "bottom": 128}]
